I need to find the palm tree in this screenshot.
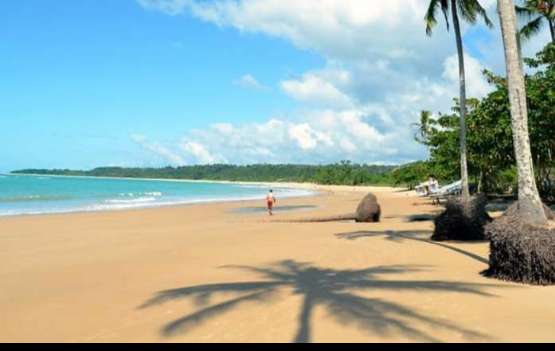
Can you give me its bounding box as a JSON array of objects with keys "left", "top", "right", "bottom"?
[
  {"left": 425, "top": 0, "right": 493, "bottom": 205},
  {"left": 498, "top": 0, "right": 549, "bottom": 226},
  {"left": 414, "top": 110, "right": 434, "bottom": 145},
  {"left": 516, "top": 0, "right": 555, "bottom": 43}
]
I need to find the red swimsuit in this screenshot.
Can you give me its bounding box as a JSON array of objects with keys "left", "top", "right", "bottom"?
[{"left": 266, "top": 195, "right": 274, "bottom": 208}]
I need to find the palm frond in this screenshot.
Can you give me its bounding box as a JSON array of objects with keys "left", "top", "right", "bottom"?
[
  {"left": 517, "top": 1, "right": 555, "bottom": 19},
  {"left": 425, "top": 0, "right": 450, "bottom": 36},
  {"left": 458, "top": 0, "right": 494, "bottom": 28},
  {"left": 520, "top": 15, "right": 546, "bottom": 40},
  {"left": 516, "top": 4, "right": 536, "bottom": 18}
]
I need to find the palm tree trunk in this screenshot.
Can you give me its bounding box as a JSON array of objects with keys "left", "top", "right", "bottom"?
[
  {"left": 451, "top": 0, "right": 471, "bottom": 204},
  {"left": 550, "top": 19, "right": 555, "bottom": 43},
  {"left": 498, "top": 0, "right": 548, "bottom": 226}
]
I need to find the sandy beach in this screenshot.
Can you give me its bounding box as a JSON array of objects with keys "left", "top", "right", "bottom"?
[{"left": 1, "top": 186, "right": 554, "bottom": 343}]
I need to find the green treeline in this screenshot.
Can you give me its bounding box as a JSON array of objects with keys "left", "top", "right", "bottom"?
[{"left": 12, "top": 162, "right": 398, "bottom": 186}]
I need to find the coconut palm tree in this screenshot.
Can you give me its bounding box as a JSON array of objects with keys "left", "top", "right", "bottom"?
[
  {"left": 425, "top": 0, "right": 493, "bottom": 205},
  {"left": 498, "top": 0, "right": 549, "bottom": 226},
  {"left": 516, "top": 0, "right": 555, "bottom": 43}
]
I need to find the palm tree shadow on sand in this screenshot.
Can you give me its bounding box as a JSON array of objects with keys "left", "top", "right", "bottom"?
[
  {"left": 336, "top": 230, "right": 489, "bottom": 265},
  {"left": 139, "top": 260, "right": 502, "bottom": 342}
]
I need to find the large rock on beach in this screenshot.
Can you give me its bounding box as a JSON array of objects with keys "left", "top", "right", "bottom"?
[{"left": 355, "top": 193, "right": 381, "bottom": 223}]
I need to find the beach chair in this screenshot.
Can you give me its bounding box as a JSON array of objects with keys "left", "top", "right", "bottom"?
[
  {"left": 429, "top": 180, "right": 462, "bottom": 205},
  {"left": 415, "top": 180, "right": 440, "bottom": 197},
  {"left": 415, "top": 182, "right": 429, "bottom": 197}
]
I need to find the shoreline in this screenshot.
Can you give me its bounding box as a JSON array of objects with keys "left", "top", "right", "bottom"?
[
  {"left": 1, "top": 173, "right": 407, "bottom": 219},
  {"left": 0, "top": 193, "right": 324, "bottom": 220}
]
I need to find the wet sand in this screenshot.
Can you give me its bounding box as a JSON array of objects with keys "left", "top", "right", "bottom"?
[{"left": 1, "top": 186, "right": 554, "bottom": 342}]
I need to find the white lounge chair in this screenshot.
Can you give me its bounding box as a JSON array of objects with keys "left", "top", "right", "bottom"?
[
  {"left": 415, "top": 182, "right": 429, "bottom": 197},
  {"left": 429, "top": 180, "right": 462, "bottom": 205}
]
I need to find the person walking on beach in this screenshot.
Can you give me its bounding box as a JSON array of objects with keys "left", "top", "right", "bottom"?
[{"left": 266, "top": 189, "right": 276, "bottom": 216}]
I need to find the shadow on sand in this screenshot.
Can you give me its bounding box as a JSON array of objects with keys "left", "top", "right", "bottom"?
[
  {"left": 406, "top": 214, "right": 437, "bottom": 222},
  {"left": 232, "top": 205, "right": 318, "bottom": 214},
  {"left": 383, "top": 213, "right": 439, "bottom": 222},
  {"left": 336, "top": 230, "right": 489, "bottom": 265},
  {"left": 140, "top": 260, "right": 501, "bottom": 342}
]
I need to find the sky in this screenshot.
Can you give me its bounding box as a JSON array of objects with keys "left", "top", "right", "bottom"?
[{"left": 0, "top": 0, "right": 551, "bottom": 172}]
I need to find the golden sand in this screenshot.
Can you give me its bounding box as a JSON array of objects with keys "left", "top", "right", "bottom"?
[{"left": 1, "top": 187, "right": 554, "bottom": 342}]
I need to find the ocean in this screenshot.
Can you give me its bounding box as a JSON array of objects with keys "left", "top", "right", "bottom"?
[{"left": 0, "top": 174, "right": 313, "bottom": 217}]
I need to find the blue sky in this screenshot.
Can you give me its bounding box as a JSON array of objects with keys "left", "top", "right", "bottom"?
[{"left": 0, "top": 0, "right": 551, "bottom": 172}]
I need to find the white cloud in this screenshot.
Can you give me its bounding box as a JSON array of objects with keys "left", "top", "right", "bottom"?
[
  {"left": 281, "top": 69, "right": 353, "bottom": 108},
  {"left": 131, "top": 134, "right": 186, "bottom": 166},
  {"left": 288, "top": 124, "right": 318, "bottom": 150},
  {"left": 164, "top": 107, "right": 420, "bottom": 165},
  {"left": 180, "top": 141, "right": 225, "bottom": 164},
  {"left": 234, "top": 74, "right": 268, "bottom": 90},
  {"left": 211, "top": 123, "right": 235, "bottom": 135},
  {"left": 443, "top": 54, "right": 493, "bottom": 99},
  {"left": 288, "top": 123, "right": 333, "bottom": 150},
  {"left": 340, "top": 110, "right": 385, "bottom": 143},
  {"left": 135, "top": 0, "right": 551, "bottom": 165},
  {"left": 340, "top": 138, "right": 357, "bottom": 154},
  {"left": 186, "top": 0, "right": 433, "bottom": 61}
]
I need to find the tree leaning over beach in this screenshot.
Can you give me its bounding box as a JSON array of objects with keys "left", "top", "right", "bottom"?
[
  {"left": 498, "top": 0, "right": 548, "bottom": 226},
  {"left": 425, "top": 0, "right": 493, "bottom": 204},
  {"left": 516, "top": 0, "right": 555, "bottom": 43}
]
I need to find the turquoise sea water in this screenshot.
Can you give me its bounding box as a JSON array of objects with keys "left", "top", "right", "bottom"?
[{"left": 0, "top": 174, "right": 313, "bottom": 217}]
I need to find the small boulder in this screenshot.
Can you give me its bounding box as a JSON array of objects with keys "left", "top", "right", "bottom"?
[{"left": 355, "top": 193, "right": 381, "bottom": 223}]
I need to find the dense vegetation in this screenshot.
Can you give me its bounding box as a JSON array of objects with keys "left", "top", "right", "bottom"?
[
  {"left": 13, "top": 162, "right": 398, "bottom": 186},
  {"left": 415, "top": 43, "right": 555, "bottom": 203}
]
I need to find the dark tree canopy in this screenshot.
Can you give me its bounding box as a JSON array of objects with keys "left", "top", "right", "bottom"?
[{"left": 415, "top": 44, "right": 555, "bottom": 202}]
